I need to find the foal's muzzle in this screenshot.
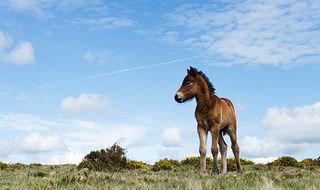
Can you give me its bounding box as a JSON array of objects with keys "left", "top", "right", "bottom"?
[{"left": 174, "top": 92, "right": 184, "bottom": 103}]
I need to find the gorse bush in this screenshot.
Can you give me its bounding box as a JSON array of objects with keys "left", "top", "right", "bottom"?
[
  {"left": 180, "top": 156, "right": 213, "bottom": 170},
  {"left": 300, "top": 158, "right": 320, "bottom": 167},
  {"left": 78, "top": 143, "right": 127, "bottom": 171},
  {"left": 268, "top": 156, "right": 302, "bottom": 167},
  {"left": 152, "top": 158, "right": 180, "bottom": 171},
  {"left": 179, "top": 156, "right": 254, "bottom": 171},
  {"left": 126, "top": 160, "right": 148, "bottom": 169},
  {"left": 301, "top": 158, "right": 317, "bottom": 167}
]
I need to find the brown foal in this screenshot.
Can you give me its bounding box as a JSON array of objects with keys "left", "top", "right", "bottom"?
[{"left": 174, "top": 66, "right": 241, "bottom": 175}]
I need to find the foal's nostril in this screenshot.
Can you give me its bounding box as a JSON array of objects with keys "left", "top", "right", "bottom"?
[
  {"left": 174, "top": 94, "right": 179, "bottom": 101},
  {"left": 174, "top": 94, "right": 182, "bottom": 103}
]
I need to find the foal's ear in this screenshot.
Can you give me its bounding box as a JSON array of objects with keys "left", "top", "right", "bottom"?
[{"left": 187, "top": 66, "right": 197, "bottom": 76}]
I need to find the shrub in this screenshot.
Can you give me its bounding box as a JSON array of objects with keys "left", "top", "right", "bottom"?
[
  {"left": 240, "top": 158, "right": 255, "bottom": 165},
  {"left": 315, "top": 156, "right": 320, "bottom": 165},
  {"left": 29, "top": 163, "right": 42, "bottom": 168},
  {"left": 127, "top": 160, "right": 148, "bottom": 169},
  {"left": 180, "top": 157, "right": 253, "bottom": 171},
  {"left": 78, "top": 143, "right": 127, "bottom": 171},
  {"left": 225, "top": 158, "right": 255, "bottom": 171},
  {"left": 267, "top": 156, "right": 302, "bottom": 167},
  {"left": 0, "top": 162, "right": 8, "bottom": 170},
  {"left": 226, "top": 158, "right": 237, "bottom": 171},
  {"left": 180, "top": 156, "right": 213, "bottom": 170},
  {"left": 301, "top": 158, "right": 318, "bottom": 167},
  {"left": 152, "top": 158, "right": 180, "bottom": 171},
  {"left": 11, "top": 163, "right": 27, "bottom": 170}
]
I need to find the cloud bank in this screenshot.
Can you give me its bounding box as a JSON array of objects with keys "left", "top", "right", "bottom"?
[
  {"left": 240, "top": 101, "right": 320, "bottom": 159},
  {"left": 61, "top": 93, "right": 110, "bottom": 117},
  {"left": 0, "top": 113, "right": 146, "bottom": 164},
  {"left": 164, "top": 1, "right": 320, "bottom": 67}
]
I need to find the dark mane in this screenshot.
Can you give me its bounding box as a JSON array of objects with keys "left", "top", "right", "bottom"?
[{"left": 194, "top": 68, "right": 216, "bottom": 95}]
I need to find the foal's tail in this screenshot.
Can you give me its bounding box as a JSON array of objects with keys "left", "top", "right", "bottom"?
[
  {"left": 220, "top": 127, "right": 227, "bottom": 136},
  {"left": 219, "top": 129, "right": 227, "bottom": 145}
]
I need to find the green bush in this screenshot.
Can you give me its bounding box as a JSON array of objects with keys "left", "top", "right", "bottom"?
[
  {"left": 180, "top": 156, "right": 213, "bottom": 170},
  {"left": 180, "top": 156, "right": 253, "bottom": 171},
  {"left": 316, "top": 156, "right": 320, "bottom": 165},
  {"left": 240, "top": 158, "right": 255, "bottom": 165},
  {"left": 152, "top": 158, "right": 180, "bottom": 171},
  {"left": 78, "top": 143, "right": 127, "bottom": 171},
  {"left": 268, "top": 156, "right": 302, "bottom": 167},
  {"left": 10, "top": 163, "right": 27, "bottom": 170},
  {"left": 225, "top": 158, "right": 238, "bottom": 171},
  {"left": 301, "top": 158, "right": 318, "bottom": 167},
  {"left": 29, "top": 163, "right": 42, "bottom": 168},
  {"left": 0, "top": 162, "right": 8, "bottom": 170},
  {"left": 225, "top": 158, "right": 255, "bottom": 171},
  {"left": 127, "top": 160, "right": 148, "bottom": 169}
]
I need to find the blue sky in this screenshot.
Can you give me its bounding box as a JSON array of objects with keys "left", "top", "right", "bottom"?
[{"left": 0, "top": 0, "right": 320, "bottom": 164}]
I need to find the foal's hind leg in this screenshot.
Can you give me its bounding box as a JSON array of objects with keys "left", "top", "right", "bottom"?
[
  {"left": 227, "top": 126, "right": 242, "bottom": 173},
  {"left": 210, "top": 125, "right": 220, "bottom": 175},
  {"left": 219, "top": 131, "right": 227, "bottom": 175}
]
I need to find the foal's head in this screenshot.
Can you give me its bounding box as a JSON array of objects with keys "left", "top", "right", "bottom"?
[{"left": 174, "top": 66, "right": 215, "bottom": 103}]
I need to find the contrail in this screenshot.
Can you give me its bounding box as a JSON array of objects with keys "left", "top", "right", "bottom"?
[
  {"left": 32, "top": 55, "right": 203, "bottom": 91},
  {"left": 83, "top": 55, "right": 203, "bottom": 80}
]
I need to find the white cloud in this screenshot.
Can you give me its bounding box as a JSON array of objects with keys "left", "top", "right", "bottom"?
[
  {"left": 240, "top": 136, "right": 279, "bottom": 157},
  {"left": 0, "top": 32, "right": 13, "bottom": 50},
  {"left": 164, "top": 1, "right": 320, "bottom": 67},
  {"left": 5, "top": 42, "right": 35, "bottom": 64},
  {"left": 263, "top": 102, "right": 320, "bottom": 143},
  {"left": 158, "top": 147, "right": 180, "bottom": 159},
  {"left": 0, "top": 140, "right": 16, "bottom": 157},
  {"left": 0, "top": 31, "right": 35, "bottom": 65},
  {"left": 61, "top": 93, "right": 110, "bottom": 116},
  {"left": 0, "top": 113, "right": 147, "bottom": 164},
  {"left": 46, "top": 147, "right": 85, "bottom": 164},
  {"left": 240, "top": 101, "right": 320, "bottom": 158},
  {"left": 67, "top": 123, "right": 145, "bottom": 148},
  {"left": 71, "top": 17, "right": 135, "bottom": 30},
  {"left": 83, "top": 51, "right": 109, "bottom": 64},
  {"left": 0, "top": 113, "right": 59, "bottom": 131},
  {"left": 248, "top": 157, "right": 277, "bottom": 164},
  {"left": 161, "top": 127, "right": 183, "bottom": 147},
  {"left": 2, "top": 1, "right": 136, "bottom": 30},
  {"left": 6, "top": 0, "right": 55, "bottom": 17},
  {"left": 20, "top": 133, "right": 66, "bottom": 153}
]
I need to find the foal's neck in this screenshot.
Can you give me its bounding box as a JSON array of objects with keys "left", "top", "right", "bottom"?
[{"left": 195, "top": 79, "right": 215, "bottom": 111}]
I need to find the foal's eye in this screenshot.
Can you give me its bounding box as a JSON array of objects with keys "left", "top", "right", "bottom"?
[{"left": 185, "top": 81, "right": 193, "bottom": 86}]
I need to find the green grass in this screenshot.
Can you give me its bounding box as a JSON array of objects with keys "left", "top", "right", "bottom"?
[{"left": 0, "top": 164, "right": 319, "bottom": 190}]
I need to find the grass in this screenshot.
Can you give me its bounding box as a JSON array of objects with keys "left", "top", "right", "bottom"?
[{"left": 0, "top": 164, "right": 319, "bottom": 190}]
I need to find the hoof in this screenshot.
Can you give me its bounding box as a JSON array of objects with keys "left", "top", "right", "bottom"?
[
  {"left": 199, "top": 169, "right": 207, "bottom": 174},
  {"left": 221, "top": 172, "right": 227, "bottom": 176},
  {"left": 212, "top": 166, "right": 219, "bottom": 175}
]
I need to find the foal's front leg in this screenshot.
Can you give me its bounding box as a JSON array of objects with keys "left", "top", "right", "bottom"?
[
  {"left": 197, "top": 125, "right": 207, "bottom": 174},
  {"left": 210, "top": 125, "right": 219, "bottom": 175}
]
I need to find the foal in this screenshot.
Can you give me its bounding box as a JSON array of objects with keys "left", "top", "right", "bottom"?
[{"left": 174, "top": 66, "right": 241, "bottom": 175}]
